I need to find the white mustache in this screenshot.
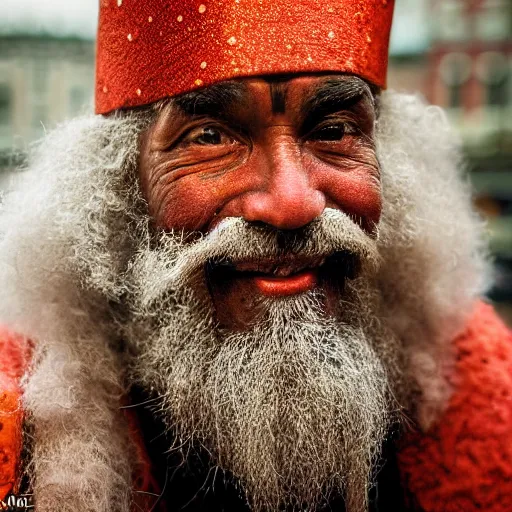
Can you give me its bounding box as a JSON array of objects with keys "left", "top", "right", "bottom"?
[{"left": 132, "top": 208, "right": 380, "bottom": 309}]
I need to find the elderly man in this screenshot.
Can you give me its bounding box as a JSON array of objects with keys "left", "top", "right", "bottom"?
[{"left": 0, "top": 1, "right": 511, "bottom": 511}]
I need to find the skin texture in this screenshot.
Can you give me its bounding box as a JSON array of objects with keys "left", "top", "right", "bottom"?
[{"left": 139, "top": 74, "right": 380, "bottom": 328}]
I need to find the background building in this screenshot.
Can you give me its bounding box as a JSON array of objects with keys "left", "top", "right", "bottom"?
[
  {"left": 0, "top": 36, "right": 94, "bottom": 176},
  {"left": 429, "top": 0, "right": 512, "bottom": 318},
  {"left": 388, "top": 0, "right": 512, "bottom": 321},
  {"left": 1, "top": 0, "right": 511, "bottom": 322}
]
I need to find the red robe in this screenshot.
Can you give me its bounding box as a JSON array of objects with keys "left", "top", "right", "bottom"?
[{"left": 0, "top": 301, "right": 510, "bottom": 510}]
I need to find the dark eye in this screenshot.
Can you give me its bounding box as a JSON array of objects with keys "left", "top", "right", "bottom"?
[
  {"left": 310, "top": 124, "right": 346, "bottom": 141},
  {"left": 191, "top": 126, "right": 224, "bottom": 145}
]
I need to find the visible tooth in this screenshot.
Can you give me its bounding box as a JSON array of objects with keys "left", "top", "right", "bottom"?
[{"left": 235, "top": 256, "right": 329, "bottom": 276}]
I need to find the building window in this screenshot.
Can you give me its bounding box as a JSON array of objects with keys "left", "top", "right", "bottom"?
[
  {"left": 475, "top": 0, "right": 511, "bottom": 41},
  {"left": 0, "top": 84, "right": 11, "bottom": 126},
  {"left": 435, "top": 0, "right": 469, "bottom": 42},
  {"left": 476, "top": 52, "right": 510, "bottom": 107},
  {"left": 488, "top": 79, "right": 509, "bottom": 107},
  {"left": 448, "top": 84, "right": 462, "bottom": 109},
  {"left": 440, "top": 53, "right": 473, "bottom": 109},
  {"left": 31, "top": 60, "right": 49, "bottom": 134}
]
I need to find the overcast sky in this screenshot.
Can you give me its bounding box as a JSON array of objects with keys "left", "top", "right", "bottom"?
[
  {"left": 2, "top": 0, "right": 99, "bottom": 39},
  {"left": 2, "top": 0, "right": 429, "bottom": 54}
]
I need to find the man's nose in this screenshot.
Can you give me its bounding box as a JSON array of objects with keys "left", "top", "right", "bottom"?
[{"left": 240, "top": 144, "right": 326, "bottom": 230}]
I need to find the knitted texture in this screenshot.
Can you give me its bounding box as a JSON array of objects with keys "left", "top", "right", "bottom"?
[
  {"left": 0, "top": 327, "right": 31, "bottom": 501},
  {"left": 0, "top": 302, "right": 510, "bottom": 509},
  {"left": 398, "top": 302, "right": 512, "bottom": 511},
  {"left": 0, "top": 326, "right": 162, "bottom": 511}
]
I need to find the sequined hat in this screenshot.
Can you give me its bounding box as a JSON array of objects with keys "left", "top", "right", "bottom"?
[{"left": 95, "top": 0, "right": 395, "bottom": 114}]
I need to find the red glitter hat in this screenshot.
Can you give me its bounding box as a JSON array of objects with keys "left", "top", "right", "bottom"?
[{"left": 95, "top": 0, "right": 395, "bottom": 115}]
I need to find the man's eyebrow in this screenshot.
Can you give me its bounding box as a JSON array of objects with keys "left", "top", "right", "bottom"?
[
  {"left": 171, "top": 81, "right": 247, "bottom": 117},
  {"left": 300, "top": 77, "right": 374, "bottom": 130}
]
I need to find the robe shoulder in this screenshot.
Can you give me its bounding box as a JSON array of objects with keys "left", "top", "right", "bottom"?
[
  {"left": 398, "top": 301, "right": 512, "bottom": 511},
  {"left": 0, "top": 326, "right": 31, "bottom": 501},
  {"left": 0, "top": 326, "right": 165, "bottom": 511}
]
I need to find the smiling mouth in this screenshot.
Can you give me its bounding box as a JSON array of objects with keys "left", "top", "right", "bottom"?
[{"left": 206, "top": 251, "right": 359, "bottom": 298}]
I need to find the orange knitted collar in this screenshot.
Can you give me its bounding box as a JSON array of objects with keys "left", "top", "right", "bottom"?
[{"left": 1, "top": 302, "right": 510, "bottom": 510}]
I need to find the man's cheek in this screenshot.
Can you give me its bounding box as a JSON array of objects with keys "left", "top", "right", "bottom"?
[
  {"left": 307, "top": 160, "right": 382, "bottom": 234},
  {"left": 141, "top": 140, "right": 381, "bottom": 235},
  {"left": 326, "top": 171, "right": 382, "bottom": 233},
  {"left": 148, "top": 170, "right": 381, "bottom": 235},
  {"left": 140, "top": 145, "right": 252, "bottom": 232},
  {"left": 153, "top": 175, "right": 223, "bottom": 232}
]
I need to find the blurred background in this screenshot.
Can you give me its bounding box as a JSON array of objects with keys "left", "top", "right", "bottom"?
[{"left": 0, "top": 0, "right": 511, "bottom": 323}]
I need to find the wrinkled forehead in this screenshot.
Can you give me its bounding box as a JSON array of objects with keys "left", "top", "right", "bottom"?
[{"left": 159, "top": 73, "right": 377, "bottom": 121}]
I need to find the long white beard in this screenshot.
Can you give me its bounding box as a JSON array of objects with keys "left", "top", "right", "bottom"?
[
  {"left": 123, "top": 210, "right": 402, "bottom": 511},
  {"left": 142, "top": 295, "right": 395, "bottom": 512},
  {"left": 0, "top": 92, "right": 490, "bottom": 512}
]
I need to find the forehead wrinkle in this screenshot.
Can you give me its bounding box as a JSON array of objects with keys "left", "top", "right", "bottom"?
[
  {"left": 171, "top": 81, "right": 248, "bottom": 117},
  {"left": 269, "top": 81, "right": 288, "bottom": 115}
]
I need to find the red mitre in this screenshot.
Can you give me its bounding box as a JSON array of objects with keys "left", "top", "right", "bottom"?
[{"left": 95, "top": 0, "right": 395, "bottom": 115}]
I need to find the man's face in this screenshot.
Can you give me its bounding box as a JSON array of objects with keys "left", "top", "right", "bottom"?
[
  {"left": 139, "top": 74, "right": 380, "bottom": 329},
  {"left": 129, "top": 74, "right": 399, "bottom": 511}
]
